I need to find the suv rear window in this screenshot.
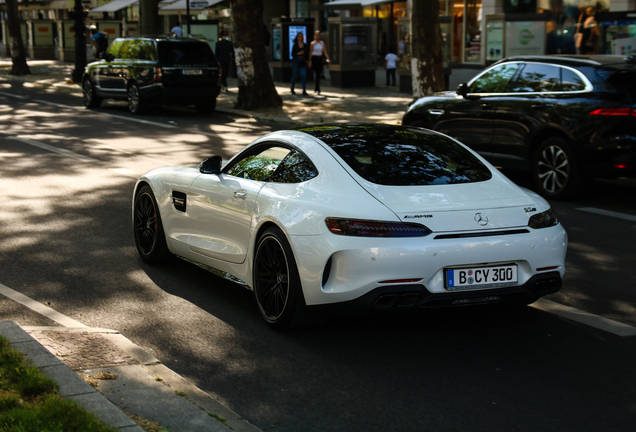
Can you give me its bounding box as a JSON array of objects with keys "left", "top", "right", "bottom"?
[
  {"left": 158, "top": 42, "right": 217, "bottom": 66},
  {"left": 607, "top": 71, "right": 636, "bottom": 102},
  {"left": 299, "top": 125, "right": 493, "bottom": 186}
]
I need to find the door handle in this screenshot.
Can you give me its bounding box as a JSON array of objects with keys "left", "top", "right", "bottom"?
[
  {"left": 480, "top": 103, "right": 492, "bottom": 109},
  {"left": 233, "top": 190, "right": 247, "bottom": 200}
]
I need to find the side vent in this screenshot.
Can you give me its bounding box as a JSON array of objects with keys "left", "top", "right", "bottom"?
[{"left": 172, "top": 191, "right": 187, "bottom": 212}]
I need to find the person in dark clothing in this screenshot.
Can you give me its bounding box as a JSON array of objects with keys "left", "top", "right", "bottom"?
[
  {"left": 290, "top": 32, "right": 309, "bottom": 95},
  {"left": 215, "top": 30, "right": 234, "bottom": 91}
]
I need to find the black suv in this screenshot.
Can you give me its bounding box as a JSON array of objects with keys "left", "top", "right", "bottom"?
[
  {"left": 402, "top": 55, "right": 636, "bottom": 200},
  {"left": 82, "top": 36, "right": 221, "bottom": 115}
]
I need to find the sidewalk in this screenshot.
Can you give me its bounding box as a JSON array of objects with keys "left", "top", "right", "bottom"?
[{"left": 0, "top": 57, "right": 480, "bottom": 126}]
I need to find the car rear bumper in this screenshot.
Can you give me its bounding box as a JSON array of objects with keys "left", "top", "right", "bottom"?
[
  {"left": 310, "top": 271, "right": 562, "bottom": 313},
  {"left": 292, "top": 224, "right": 568, "bottom": 307}
]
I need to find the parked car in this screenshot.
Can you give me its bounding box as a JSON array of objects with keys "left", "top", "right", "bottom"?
[
  {"left": 82, "top": 36, "right": 221, "bottom": 115},
  {"left": 132, "top": 125, "right": 567, "bottom": 329},
  {"left": 402, "top": 55, "right": 636, "bottom": 200}
]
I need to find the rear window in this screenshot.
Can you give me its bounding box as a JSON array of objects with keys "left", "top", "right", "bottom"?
[
  {"left": 606, "top": 71, "right": 636, "bottom": 102},
  {"left": 158, "top": 42, "right": 217, "bottom": 66},
  {"left": 299, "top": 126, "right": 492, "bottom": 186}
]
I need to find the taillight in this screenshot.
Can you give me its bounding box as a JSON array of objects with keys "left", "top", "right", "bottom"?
[
  {"left": 218, "top": 69, "right": 222, "bottom": 83},
  {"left": 528, "top": 209, "right": 559, "bottom": 229},
  {"left": 325, "top": 218, "right": 431, "bottom": 237},
  {"left": 588, "top": 107, "right": 636, "bottom": 117},
  {"left": 154, "top": 67, "right": 162, "bottom": 82}
]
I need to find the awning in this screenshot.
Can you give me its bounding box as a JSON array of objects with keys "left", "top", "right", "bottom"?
[
  {"left": 312, "top": 0, "right": 393, "bottom": 10},
  {"left": 90, "top": 0, "right": 138, "bottom": 13},
  {"left": 160, "top": 0, "right": 223, "bottom": 11}
]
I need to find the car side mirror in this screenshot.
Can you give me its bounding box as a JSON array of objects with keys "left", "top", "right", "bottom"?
[
  {"left": 199, "top": 156, "right": 222, "bottom": 174},
  {"left": 104, "top": 53, "right": 115, "bottom": 62},
  {"left": 456, "top": 83, "right": 468, "bottom": 98}
]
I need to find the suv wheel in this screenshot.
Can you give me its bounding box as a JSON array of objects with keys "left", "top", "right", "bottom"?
[
  {"left": 82, "top": 77, "right": 102, "bottom": 108},
  {"left": 532, "top": 137, "right": 585, "bottom": 200},
  {"left": 196, "top": 98, "right": 217, "bottom": 115},
  {"left": 128, "top": 83, "right": 146, "bottom": 115}
]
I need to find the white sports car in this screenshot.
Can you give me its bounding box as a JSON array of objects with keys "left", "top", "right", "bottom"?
[{"left": 133, "top": 125, "right": 567, "bottom": 329}]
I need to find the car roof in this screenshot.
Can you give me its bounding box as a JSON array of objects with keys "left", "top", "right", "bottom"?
[
  {"left": 295, "top": 124, "right": 443, "bottom": 144},
  {"left": 495, "top": 55, "right": 636, "bottom": 71}
]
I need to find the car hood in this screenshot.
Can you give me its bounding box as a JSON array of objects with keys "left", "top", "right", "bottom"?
[{"left": 356, "top": 175, "right": 540, "bottom": 232}]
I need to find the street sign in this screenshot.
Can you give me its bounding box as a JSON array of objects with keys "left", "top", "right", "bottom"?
[{"left": 190, "top": 1, "right": 208, "bottom": 8}]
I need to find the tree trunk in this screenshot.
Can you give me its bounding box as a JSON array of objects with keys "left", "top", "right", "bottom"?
[
  {"left": 139, "top": 0, "right": 158, "bottom": 35},
  {"left": 230, "top": 0, "right": 282, "bottom": 110},
  {"left": 6, "top": 0, "right": 31, "bottom": 76},
  {"left": 410, "top": 1, "right": 444, "bottom": 97}
]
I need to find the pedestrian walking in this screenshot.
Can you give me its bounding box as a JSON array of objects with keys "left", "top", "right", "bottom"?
[
  {"left": 290, "top": 32, "right": 309, "bottom": 95},
  {"left": 90, "top": 27, "right": 108, "bottom": 60},
  {"left": 308, "top": 30, "right": 330, "bottom": 95},
  {"left": 215, "top": 30, "right": 234, "bottom": 91},
  {"left": 385, "top": 48, "right": 398, "bottom": 86}
]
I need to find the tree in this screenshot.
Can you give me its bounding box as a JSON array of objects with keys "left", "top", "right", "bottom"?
[
  {"left": 230, "top": 0, "right": 282, "bottom": 110},
  {"left": 139, "top": 0, "right": 159, "bottom": 35},
  {"left": 6, "top": 0, "right": 31, "bottom": 75},
  {"left": 410, "top": 1, "right": 444, "bottom": 97}
]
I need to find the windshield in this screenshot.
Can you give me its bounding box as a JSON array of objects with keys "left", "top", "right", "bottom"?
[{"left": 299, "top": 125, "right": 493, "bottom": 186}]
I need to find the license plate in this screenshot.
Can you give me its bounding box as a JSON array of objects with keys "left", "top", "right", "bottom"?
[
  {"left": 446, "top": 264, "right": 518, "bottom": 290},
  {"left": 183, "top": 69, "right": 202, "bottom": 75}
]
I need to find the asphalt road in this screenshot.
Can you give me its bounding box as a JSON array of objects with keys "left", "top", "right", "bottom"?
[{"left": 1, "top": 82, "right": 636, "bottom": 432}]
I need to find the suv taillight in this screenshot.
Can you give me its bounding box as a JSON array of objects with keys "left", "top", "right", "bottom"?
[
  {"left": 154, "top": 67, "right": 162, "bottom": 82},
  {"left": 588, "top": 107, "right": 636, "bottom": 117},
  {"left": 218, "top": 68, "right": 222, "bottom": 83}
]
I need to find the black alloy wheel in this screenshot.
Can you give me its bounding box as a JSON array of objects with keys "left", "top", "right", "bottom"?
[
  {"left": 128, "top": 82, "right": 146, "bottom": 115},
  {"left": 82, "top": 78, "right": 102, "bottom": 108},
  {"left": 133, "top": 185, "right": 171, "bottom": 263},
  {"left": 533, "top": 137, "right": 584, "bottom": 200},
  {"left": 253, "top": 227, "right": 326, "bottom": 330}
]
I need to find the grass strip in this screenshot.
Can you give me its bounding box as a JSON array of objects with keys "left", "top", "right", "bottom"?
[{"left": 0, "top": 335, "right": 116, "bottom": 432}]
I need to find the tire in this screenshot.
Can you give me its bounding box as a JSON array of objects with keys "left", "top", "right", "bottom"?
[
  {"left": 195, "top": 98, "right": 217, "bottom": 115},
  {"left": 133, "top": 185, "right": 172, "bottom": 263},
  {"left": 82, "top": 77, "right": 102, "bottom": 108},
  {"left": 128, "top": 82, "right": 146, "bottom": 115},
  {"left": 532, "top": 137, "right": 585, "bottom": 200},
  {"left": 253, "top": 227, "right": 326, "bottom": 330}
]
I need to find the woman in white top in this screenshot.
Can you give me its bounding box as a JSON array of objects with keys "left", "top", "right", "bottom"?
[{"left": 308, "top": 30, "right": 330, "bottom": 95}]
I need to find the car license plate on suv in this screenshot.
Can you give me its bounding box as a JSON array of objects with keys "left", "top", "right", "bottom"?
[
  {"left": 183, "top": 69, "right": 202, "bottom": 75},
  {"left": 446, "top": 264, "right": 517, "bottom": 290}
]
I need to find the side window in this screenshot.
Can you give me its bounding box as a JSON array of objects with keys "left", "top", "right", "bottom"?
[
  {"left": 509, "top": 64, "right": 561, "bottom": 92},
  {"left": 117, "top": 40, "right": 157, "bottom": 61},
  {"left": 107, "top": 39, "right": 124, "bottom": 58},
  {"left": 271, "top": 149, "right": 319, "bottom": 183},
  {"left": 118, "top": 40, "right": 136, "bottom": 59},
  {"left": 469, "top": 63, "right": 519, "bottom": 94},
  {"left": 225, "top": 146, "right": 292, "bottom": 182},
  {"left": 561, "top": 68, "right": 586, "bottom": 92}
]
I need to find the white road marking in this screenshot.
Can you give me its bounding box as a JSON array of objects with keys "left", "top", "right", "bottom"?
[
  {"left": 32, "top": 99, "right": 178, "bottom": 129},
  {"left": 0, "top": 91, "right": 27, "bottom": 99},
  {"left": 531, "top": 298, "right": 636, "bottom": 337},
  {"left": 9, "top": 137, "right": 98, "bottom": 162},
  {"left": 577, "top": 207, "right": 636, "bottom": 223},
  {"left": 0, "top": 283, "right": 87, "bottom": 328}
]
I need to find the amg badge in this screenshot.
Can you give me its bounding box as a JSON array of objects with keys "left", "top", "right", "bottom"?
[{"left": 404, "top": 215, "right": 433, "bottom": 219}]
